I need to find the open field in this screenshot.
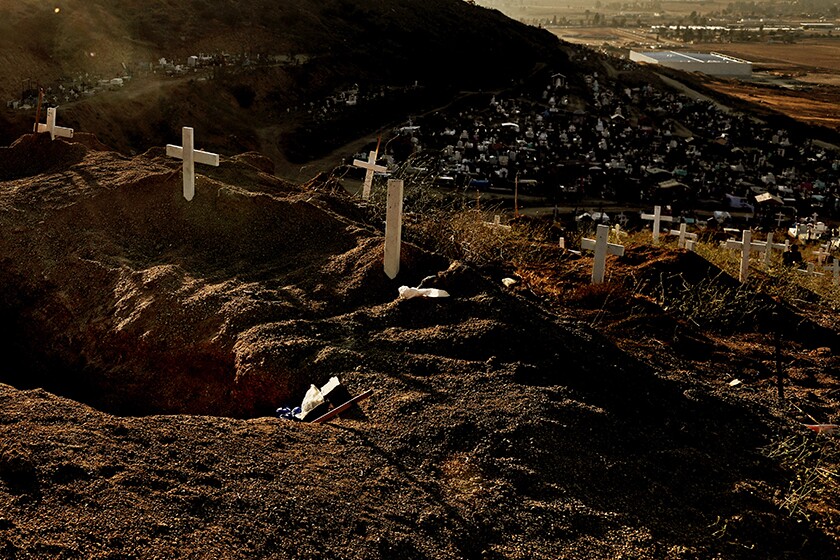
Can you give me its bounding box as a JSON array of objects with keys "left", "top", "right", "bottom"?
[
  {"left": 481, "top": 0, "right": 732, "bottom": 22},
  {"left": 545, "top": 26, "right": 840, "bottom": 130},
  {"left": 695, "top": 39, "right": 840, "bottom": 73}
]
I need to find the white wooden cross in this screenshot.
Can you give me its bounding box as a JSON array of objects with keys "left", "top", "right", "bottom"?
[
  {"left": 798, "top": 262, "right": 824, "bottom": 277},
  {"left": 725, "top": 230, "right": 766, "bottom": 283},
  {"left": 825, "top": 260, "right": 840, "bottom": 286},
  {"left": 775, "top": 212, "right": 787, "bottom": 228},
  {"left": 353, "top": 150, "right": 386, "bottom": 200},
  {"left": 668, "top": 223, "right": 698, "bottom": 250},
  {"left": 35, "top": 107, "right": 74, "bottom": 140},
  {"left": 384, "top": 179, "right": 404, "bottom": 279},
  {"left": 757, "top": 233, "right": 789, "bottom": 266},
  {"left": 581, "top": 224, "right": 625, "bottom": 284},
  {"left": 641, "top": 205, "right": 676, "bottom": 243},
  {"left": 484, "top": 215, "right": 511, "bottom": 230},
  {"left": 166, "top": 127, "right": 219, "bottom": 201},
  {"left": 814, "top": 243, "right": 831, "bottom": 265}
]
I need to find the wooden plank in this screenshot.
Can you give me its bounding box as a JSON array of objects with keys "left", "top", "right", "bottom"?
[{"left": 310, "top": 389, "right": 373, "bottom": 424}]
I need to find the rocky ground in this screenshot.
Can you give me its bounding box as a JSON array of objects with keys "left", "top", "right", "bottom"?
[{"left": 0, "top": 134, "right": 837, "bottom": 559}]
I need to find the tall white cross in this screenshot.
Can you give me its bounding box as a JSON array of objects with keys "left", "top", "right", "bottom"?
[
  {"left": 166, "top": 127, "right": 219, "bottom": 201},
  {"left": 825, "top": 260, "right": 840, "bottom": 286},
  {"left": 353, "top": 151, "right": 386, "bottom": 200},
  {"left": 668, "top": 223, "right": 698, "bottom": 250},
  {"left": 384, "top": 179, "right": 404, "bottom": 279},
  {"left": 35, "top": 107, "right": 74, "bottom": 141},
  {"left": 581, "top": 224, "right": 625, "bottom": 284},
  {"left": 726, "top": 230, "right": 766, "bottom": 283},
  {"left": 641, "top": 206, "right": 676, "bottom": 243}
]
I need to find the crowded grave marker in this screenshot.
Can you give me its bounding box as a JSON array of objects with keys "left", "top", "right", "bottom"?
[
  {"left": 384, "top": 179, "right": 404, "bottom": 279},
  {"left": 166, "top": 127, "right": 220, "bottom": 201},
  {"left": 641, "top": 206, "right": 676, "bottom": 244},
  {"left": 353, "top": 150, "right": 386, "bottom": 200},
  {"left": 581, "top": 224, "right": 625, "bottom": 284},
  {"left": 35, "top": 107, "right": 74, "bottom": 141}
]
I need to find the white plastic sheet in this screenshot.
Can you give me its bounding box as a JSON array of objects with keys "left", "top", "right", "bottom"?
[{"left": 398, "top": 286, "right": 450, "bottom": 299}]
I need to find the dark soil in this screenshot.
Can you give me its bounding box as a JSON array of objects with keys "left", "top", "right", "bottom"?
[{"left": 0, "top": 134, "right": 837, "bottom": 559}]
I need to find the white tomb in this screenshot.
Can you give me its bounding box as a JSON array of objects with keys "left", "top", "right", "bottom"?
[
  {"left": 641, "top": 206, "right": 676, "bottom": 243},
  {"left": 353, "top": 150, "right": 386, "bottom": 200},
  {"left": 384, "top": 179, "right": 404, "bottom": 280},
  {"left": 35, "top": 107, "right": 74, "bottom": 141},
  {"left": 166, "top": 127, "right": 219, "bottom": 201},
  {"left": 581, "top": 224, "right": 625, "bottom": 284}
]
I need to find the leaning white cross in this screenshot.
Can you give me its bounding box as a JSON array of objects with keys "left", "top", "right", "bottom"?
[
  {"left": 384, "top": 179, "right": 404, "bottom": 279},
  {"left": 581, "top": 224, "right": 625, "bottom": 284},
  {"left": 353, "top": 150, "right": 386, "bottom": 200},
  {"left": 641, "top": 205, "right": 676, "bottom": 244},
  {"left": 166, "top": 127, "right": 219, "bottom": 201},
  {"left": 725, "top": 230, "right": 766, "bottom": 283},
  {"left": 825, "top": 260, "right": 840, "bottom": 286},
  {"left": 34, "top": 107, "right": 74, "bottom": 141},
  {"left": 668, "top": 223, "right": 698, "bottom": 250}
]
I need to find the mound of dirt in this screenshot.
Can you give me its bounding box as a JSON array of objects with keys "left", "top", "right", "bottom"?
[{"left": 0, "top": 134, "right": 838, "bottom": 559}]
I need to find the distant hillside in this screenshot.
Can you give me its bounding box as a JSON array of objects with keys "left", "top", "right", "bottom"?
[{"left": 0, "top": 0, "right": 565, "bottom": 168}]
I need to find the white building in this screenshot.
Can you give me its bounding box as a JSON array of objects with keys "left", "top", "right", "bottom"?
[{"left": 629, "top": 51, "right": 752, "bottom": 77}]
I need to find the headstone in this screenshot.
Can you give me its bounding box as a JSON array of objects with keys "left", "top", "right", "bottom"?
[
  {"left": 668, "top": 223, "right": 698, "bottom": 249},
  {"left": 384, "top": 179, "right": 404, "bottom": 279},
  {"left": 166, "top": 127, "right": 219, "bottom": 201},
  {"left": 35, "top": 107, "right": 74, "bottom": 141},
  {"left": 641, "top": 205, "right": 676, "bottom": 243},
  {"left": 581, "top": 224, "right": 625, "bottom": 284},
  {"left": 352, "top": 150, "right": 386, "bottom": 200}
]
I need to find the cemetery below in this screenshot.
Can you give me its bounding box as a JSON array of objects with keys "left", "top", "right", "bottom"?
[{"left": 0, "top": 130, "right": 838, "bottom": 558}]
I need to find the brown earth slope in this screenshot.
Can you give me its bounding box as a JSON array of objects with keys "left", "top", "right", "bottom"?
[
  {"left": 0, "top": 0, "right": 564, "bottom": 167},
  {"left": 0, "top": 134, "right": 838, "bottom": 558}
]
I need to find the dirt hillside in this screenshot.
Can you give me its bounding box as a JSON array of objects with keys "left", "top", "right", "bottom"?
[
  {"left": 0, "top": 133, "right": 837, "bottom": 558},
  {"left": 0, "top": 0, "right": 563, "bottom": 169}
]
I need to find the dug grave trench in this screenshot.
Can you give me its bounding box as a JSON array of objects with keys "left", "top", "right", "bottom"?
[{"left": 0, "top": 134, "right": 621, "bottom": 419}]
